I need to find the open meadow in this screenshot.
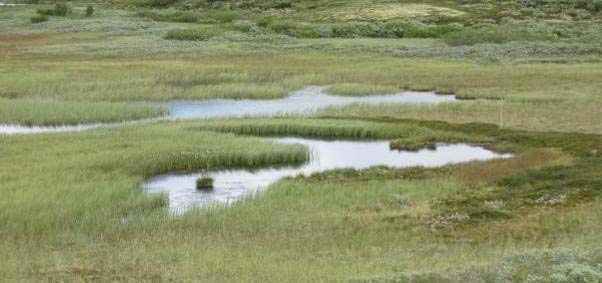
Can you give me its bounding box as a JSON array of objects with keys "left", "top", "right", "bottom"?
[{"left": 1, "top": 0, "right": 602, "bottom": 282}]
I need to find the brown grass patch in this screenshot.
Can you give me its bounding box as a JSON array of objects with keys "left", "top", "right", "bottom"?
[
  {"left": 0, "top": 33, "right": 48, "bottom": 42},
  {"left": 457, "top": 148, "right": 566, "bottom": 182},
  {"left": 0, "top": 34, "right": 49, "bottom": 54}
]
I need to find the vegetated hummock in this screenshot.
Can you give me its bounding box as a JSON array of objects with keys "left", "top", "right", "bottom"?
[
  {"left": 1, "top": 0, "right": 602, "bottom": 282},
  {"left": 196, "top": 176, "right": 214, "bottom": 190}
]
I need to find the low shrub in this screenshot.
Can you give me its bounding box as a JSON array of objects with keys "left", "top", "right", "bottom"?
[
  {"left": 349, "top": 248, "right": 602, "bottom": 283},
  {"left": 271, "top": 1, "right": 292, "bottom": 9},
  {"left": 36, "top": 2, "right": 70, "bottom": 17},
  {"left": 331, "top": 22, "right": 383, "bottom": 38},
  {"left": 203, "top": 10, "right": 239, "bottom": 23},
  {"left": 594, "top": 0, "right": 602, "bottom": 12},
  {"left": 164, "top": 28, "right": 216, "bottom": 41},
  {"left": 137, "top": 10, "right": 199, "bottom": 23},
  {"left": 443, "top": 26, "right": 546, "bottom": 46},
  {"left": 228, "top": 20, "right": 256, "bottom": 32},
  {"left": 36, "top": 8, "right": 54, "bottom": 16},
  {"left": 403, "top": 23, "right": 460, "bottom": 38},
  {"left": 234, "top": 0, "right": 291, "bottom": 10},
  {"left": 85, "top": 5, "right": 94, "bottom": 17},
  {"left": 382, "top": 21, "right": 405, "bottom": 38},
  {"left": 144, "top": 0, "right": 178, "bottom": 8},
  {"left": 53, "top": 2, "right": 70, "bottom": 17},
  {"left": 30, "top": 14, "right": 48, "bottom": 23},
  {"left": 256, "top": 16, "right": 273, "bottom": 28},
  {"left": 138, "top": 9, "right": 240, "bottom": 24},
  {"left": 285, "top": 22, "right": 324, "bottom": 38},
  {"left": 171, "top": 12, "right": 199, "bottom": 23},
  {"left": 265, "top": 20, "right": 406, "bottom": 38}
]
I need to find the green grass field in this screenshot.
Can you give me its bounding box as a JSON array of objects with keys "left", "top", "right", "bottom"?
[{"left": 1, "top": 0, "right": 602, "bottom": 282}]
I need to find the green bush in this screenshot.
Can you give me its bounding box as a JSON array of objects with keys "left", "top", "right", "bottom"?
[
  {"left": 53, "top": 2, "right": 70, "bottom": 17},
  {"left": 271, "top": 1, "right": 292, "bottom": 9},
  {"left": 256, "top": 16, "right": 273, "bottom": 28},
  {"left": 403, "top": 24, "right": 459, "bottom": 38},
  {"left": 85, "top": 5, "right": 94, "bottom": 17},
  {"left": 285, "top": 22, "right": 323, "bottom": 38},
  {"left": 36, "top": 8, "right": 54, "bottom": 16},
  {"left": 139, "top": 9, "right": 240, "bottom": 24},
  {"left": 268, "top": 21, "right": 292, "bottom": 33},
  {"left": 228, "top": 20, "right": 256, "bottom": 32},
  {"left": 137, "top": 10, "right": 199, "bottom": 23},
  {"left": 35, "top": 4, "right": 72, "bottom": 17},
  {"left": 201, "top": 10, "right": 240, "bottom": 23},
  {"left": 233, "top": 0, "right": 291, "bottom": 10},
  {"left": 332, "top": 22, "right": 383, "bottom": 38},
  {"left": 594, "top": 0, "right": 602, "bottom": 13},
  {"left": 443, "top": 26, "right": 546, "bottom": 46},
  {"left": 382, "top": 21, "right": 405, "bottom": 38},
  {"left": 164, "top": 28, "right": 216, "bottom": 41},
  {"left": 30, "top": 14, "right": 48, "bottom": 23},
  {"left": 171, "top": 12, "right": 199, "bottom": 23},
  {"left": 145, "top": 0, "right": 178, "bottom": 8},
  {"left": 263, "top": 20, "right": 406, "bottom": 39}
]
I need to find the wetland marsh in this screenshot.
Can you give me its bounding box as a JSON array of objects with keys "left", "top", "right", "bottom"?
[
  {"left": 1, "top": 0, "right": 602, "bottom": 282},
  {"left": 146, "top": 138, "right": 510, "bottom": 212}
]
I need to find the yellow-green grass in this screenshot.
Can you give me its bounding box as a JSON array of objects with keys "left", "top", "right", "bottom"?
[
  {"left": 1, "top": 117, "right": 602, "bottom": 282},
  {"left": 326, "top": 83, "right": 401, "bottom": 96},
  {"left": 317, "top": 99, "right": 602, "bottom": 135},
  {"left": 0, "top": 120, "right": 309, "bottom": 237},
  {"left": 194, "top": 118, "right": 494, "bottom": 146},
  {"left": 327, "top": 3, "right": 465, "bottom": 21},
  {"left": 296, "top": 37, "right": 437, "bottom": 48},
  {"left": 2, "top": 3, "right": 602, "bottom": 282},
  {"left": 0, "top": 98, "right": 165, "bottom": 125},
  {"left": 2, "top": 40, "right": 602, "bottom": 132},
  {"left": 1, "top": 6, "right": 600, "bottom": 131},
  {"left": 289, "top": 0, "right": 466, "bottom": 22}
]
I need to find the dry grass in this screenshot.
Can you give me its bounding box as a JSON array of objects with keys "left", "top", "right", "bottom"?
[
  {"left": 330, "top": 3, "right": 465, "bottom": 21},
  {"left": 457, "top": 148, "right": 571, "bottom": 182}
]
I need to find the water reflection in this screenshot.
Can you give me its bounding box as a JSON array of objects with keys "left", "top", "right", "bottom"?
[
  {"left": 1, "top": 86, "right": 455, "bottom": 135},
  {"left": 0, "top": 123, "right": 102, "bottom": 135},
  {"left": 145, "top": 137, "right": 511, "bottom": 213},
  {"left": 169, "top": 86, "right": 455, "bottom": 119}
]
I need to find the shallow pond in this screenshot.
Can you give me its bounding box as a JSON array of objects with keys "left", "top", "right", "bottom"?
[
  {"left": 0, "top": 86, "right": 455, "bottom": 135},
  {"left": 145, "top": 137, "right": 511, "bottom": 213}
]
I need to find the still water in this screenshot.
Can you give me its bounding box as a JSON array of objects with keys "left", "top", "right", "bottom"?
[
  {"left": 145, "top": 137, "right": 511, "bottom": 213},
  {"left": 169, "top": 86, "right": 455, "bottom": 119},
  {"left": 0, "top": 123, "right": 103, "bottom": 135},
  {"left": 1, "top": 87, "right": 455, "bottom": 135}
]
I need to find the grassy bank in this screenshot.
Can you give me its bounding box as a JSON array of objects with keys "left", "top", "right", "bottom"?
[
  {"left": 1, "top": 117, "right": 602, "bottom": 282},
  {"left": 2, "top": 47, "right": 601, "bottom": 131},
  {"left": 0, "top": 98, "right": 165, "bottom": 126}
]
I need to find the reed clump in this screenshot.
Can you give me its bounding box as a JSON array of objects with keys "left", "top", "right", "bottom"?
[{"left": 196, "top": 177, "right": 214, "bottom": 190}]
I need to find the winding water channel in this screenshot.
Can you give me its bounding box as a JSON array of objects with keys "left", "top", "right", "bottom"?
[
  {"left": 0, "top": 86, "right": 455, "bottom": 135},
  {"left": 1, "top": 86, "right": 506, "bottom": 212},
  {"left": 145, "top": 138, "right": 512, "bottom": 213}
]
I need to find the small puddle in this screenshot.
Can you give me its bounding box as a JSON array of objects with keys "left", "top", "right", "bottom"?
[
  {"left": 145, "top": 138, "right": 511, "bottom": 213},
  {"left": 1, "top": 87, "right": 455, "bottom": 135}
]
